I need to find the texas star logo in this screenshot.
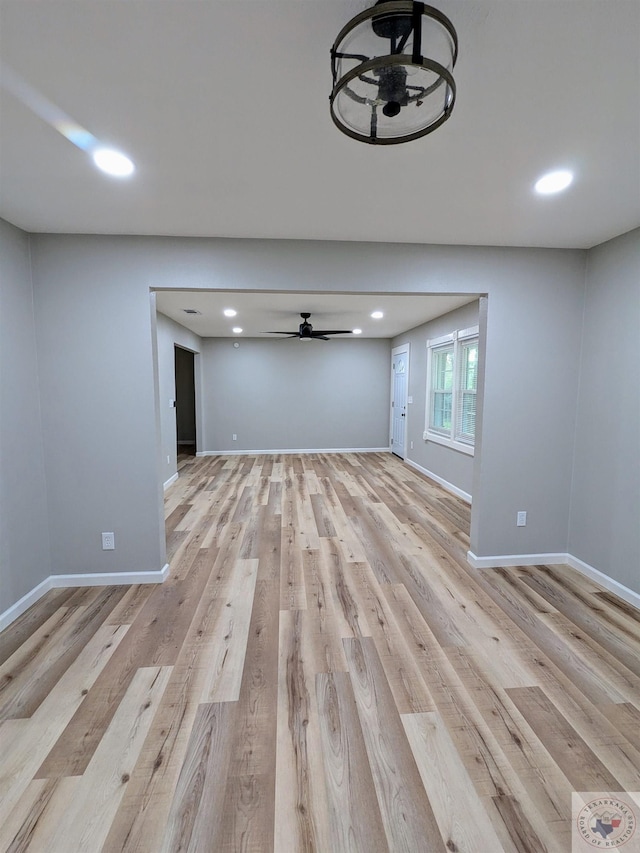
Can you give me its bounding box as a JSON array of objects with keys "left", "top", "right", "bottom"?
[{"left": 576, "top": 797, "right": 637, "bottom": 848}]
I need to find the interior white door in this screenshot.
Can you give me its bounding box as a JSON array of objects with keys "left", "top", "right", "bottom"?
[{"left": 391, "top": 346, "right": 409, "bottom": 458}]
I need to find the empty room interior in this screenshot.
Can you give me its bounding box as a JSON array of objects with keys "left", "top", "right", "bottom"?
[{"left": 1, "top": 1, "right": 639, "bottom": 851}]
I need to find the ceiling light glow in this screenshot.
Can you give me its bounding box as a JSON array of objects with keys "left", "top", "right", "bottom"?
[
  {"left": 92, "top": 148, "right": 135, "bottom": 177},
  {"left": 353, "top": 328, "right": 362, "bottom": 335},
  {"left": 59, "top": 123, "right": 96, "bottom": 150},
  {"left": 223, "top": 308, "right": 237, "bottom": 317},
  {"left": 232, "top": 327, "right": 243, "bottom": 334},
  {"left": 534, "top": 169, "right": 573, "bottom": 195},
  {"left": 371, "top": 311, "right": 384, "bottom": 319}
]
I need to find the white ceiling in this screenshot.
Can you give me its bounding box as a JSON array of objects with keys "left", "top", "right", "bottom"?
[
  {"left": 1, "top": 0, "right": 638, "bottom": 250},
  {"left": 155, "top": 290, "right": 477, "bottom": 338}
]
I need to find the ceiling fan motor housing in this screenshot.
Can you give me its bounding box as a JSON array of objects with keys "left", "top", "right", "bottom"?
[{"left": 299, "top": 319, "right": 313, "bottom": 338}]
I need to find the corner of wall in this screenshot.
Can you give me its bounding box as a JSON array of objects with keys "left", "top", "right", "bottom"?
[
  {"left": 565, "top": 247, "right": 590, "bottom": 557},
  {"left": 26, "top": 232, "right": 54, "bottom": 582}
]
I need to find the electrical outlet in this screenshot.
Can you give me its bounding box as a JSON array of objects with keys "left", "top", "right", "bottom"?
[
  {"left": 410, "top": 441, "right": 414, "bottom": 449},
  {"left": 102, "top": 532, "right": 115, "bottom": 550},
  {"left": 516, "top": 511, "right": 527, "bottom": 527},
  {"left": 232, "top": 434, "right": 237, "bottom": 441},
  {"left": 167, "top": 455, "right": 170, "bottom": 464}
]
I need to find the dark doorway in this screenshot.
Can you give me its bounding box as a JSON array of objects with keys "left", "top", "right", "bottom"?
[{"left": 174, "top": 346, "right": 196, "bottom": 459}]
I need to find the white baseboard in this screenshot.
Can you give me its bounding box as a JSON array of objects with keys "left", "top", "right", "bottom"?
[
  {"left": 467, "top": 550, "right": 639, "bottom": 611},
  {"left": 566, "top": 554, "right": 640, "bottom": 611},
  {"left": 50, "top": 564, "right": 170, "bottom": 589},
  {"left": 0, "top": 564, "right": 170, "bottom": 633},
  {"left": 164, "top": 472, "right": 179, "bottom": 491},
  {"left": 404, "top": 458, "right": 472, "bottom": 504},
  {"left": 196, "top": 447, "right": 391, "bottom": 456},
  {"left": 0, "top": 576, "right": 53, "bottom": 633},
  {"left": 467, "top": 551, "right": 568, "bottom": 569}
]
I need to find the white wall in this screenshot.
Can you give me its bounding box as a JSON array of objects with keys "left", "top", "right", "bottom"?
[
  {"left": 392, "top": 301, "right": 480, "bottom": 497},
  {"left": 30, "top": 236, "right": 166, "bottom": 579},
  {"left": 200, "top": 337, "right": 391, "bottom": 452},
  {"left": 471, "top": 253, "right": 586, "bottom": 558},
  {"left": 25, "top": 234, "right": 586, "bottom": 584},
  {"left": 0, "top": 220, "right": 51, "bottom": 612},
  {"left": 4, "top": 228, "right": 636, "bottom": 619},
  {"left": 156, "top": 312, "right": 202, "bottom": 484},
  {"left": 569, "top": 227, "right": 640, "bottom": 593}
]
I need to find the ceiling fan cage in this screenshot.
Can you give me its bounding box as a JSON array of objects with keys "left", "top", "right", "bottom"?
[{"left": 330, "top": 0, "right": 458, "bottom": 144}]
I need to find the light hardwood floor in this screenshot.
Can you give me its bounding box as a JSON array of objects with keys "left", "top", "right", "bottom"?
[{"left": 1, "top": 452, "right": 639, "bottom": 852}]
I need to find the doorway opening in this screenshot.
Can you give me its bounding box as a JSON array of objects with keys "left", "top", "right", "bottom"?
[{"left": 174, "top": 345, "right": 197, "bottom": 462}]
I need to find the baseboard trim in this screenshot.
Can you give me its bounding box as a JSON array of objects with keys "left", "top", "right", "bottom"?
[
  {"left": 566, "top": 554, "right": 640, "bottom": 611},
  {"left": 196, "top": 447, "right": 391, "bottom": 456},
  {"left": 0, "top": 576, "right": 53, "bottom": 633},
  {"left": 467, "top": 551, "right": 568, "bottom": 569},
  {"left": 50, "top": 564, "right": 170, "bottom": 589},
  {"left": 404, "top": 458, "right": 472, "bottom": 504},
  {"left": 164, "top": 472, "right": 179, "bottom": 491},
  {"left": 0, "top": 564, "right": 170, "bottom": 633},
  {"left": 466, "top": 551, "right": 639, "bottom": 611}
]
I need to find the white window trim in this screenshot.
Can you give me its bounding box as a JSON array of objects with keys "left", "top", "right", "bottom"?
[{"left": 424, "top": 325, "right": 479, "bottom": 456}]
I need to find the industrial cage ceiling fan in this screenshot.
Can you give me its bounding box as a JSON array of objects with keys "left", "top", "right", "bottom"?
[{"left": 329, "top": 0, "right": 458, "bottom": 144}]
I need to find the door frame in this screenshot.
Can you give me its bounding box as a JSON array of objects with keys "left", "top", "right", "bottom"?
[{"left": 390, "top": 343, "right": 410, "bottom": 459}]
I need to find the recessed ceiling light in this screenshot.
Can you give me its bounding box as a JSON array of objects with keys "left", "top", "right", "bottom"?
[
  {"left": 371, "top": 311, "right": 384, "bottom": 319},
  {"left": 534, "top": 169, "right": 573, "bottom": 195},
  {"left": 92, "top": 148, "right": 135, "bottom": 177},
  {"left": 223, "top": 308, "right": 237, "bottom": 317},
  {"left": 353, "top": 328, "right": 362, "bottom": 335},
  {"left": 232, "top": 327, "right": 243, "bottom": 334}
]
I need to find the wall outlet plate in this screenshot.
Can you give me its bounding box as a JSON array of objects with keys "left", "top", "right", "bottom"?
[
  {"left": 516, "top": 511, "right": 527, "bottom": 527},
  {"left": 102, "top": 532, "right": 115, "bottom": 550}
]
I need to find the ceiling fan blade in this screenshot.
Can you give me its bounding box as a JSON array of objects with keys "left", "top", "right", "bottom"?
[{"left": 266, "top": 315, "right": 353, "bottom": 340}]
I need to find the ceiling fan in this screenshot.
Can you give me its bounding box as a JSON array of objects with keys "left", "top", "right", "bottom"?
[{"left": 266, "top": 313, "right": 353, "bottom": 341}]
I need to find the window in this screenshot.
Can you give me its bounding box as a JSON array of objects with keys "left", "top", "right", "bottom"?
[{"left": 425, "top": 326, "right": 479, "bottom": 455}]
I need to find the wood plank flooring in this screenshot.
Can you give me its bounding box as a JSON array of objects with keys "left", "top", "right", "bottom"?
[{"left": 1, "top": 452, "right": 639, "bottom": 852}]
